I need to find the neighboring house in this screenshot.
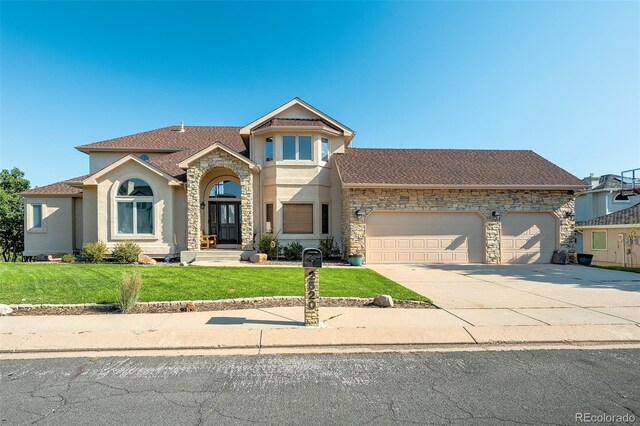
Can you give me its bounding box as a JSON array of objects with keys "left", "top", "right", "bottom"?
[
  {"left": 576, "top": 204, "right": 640, "bottom": 266},
  {"left": 21, "top": 98, "right": 585, "bottom": 264},
  {"left": 575, "top": 173, "right": 640, "bottom": 252}
]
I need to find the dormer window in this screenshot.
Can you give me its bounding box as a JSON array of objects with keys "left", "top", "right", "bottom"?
[
  {"left": 283, "top": 135, "right": 312, "bottom": 161},
  {"left": 265, "top": 137, "right": 273, "bottom": 162}
]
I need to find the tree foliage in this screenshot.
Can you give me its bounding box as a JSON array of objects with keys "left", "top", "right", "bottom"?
[{"left": 0, "top": 168, "right": 30, "bottom": 262}]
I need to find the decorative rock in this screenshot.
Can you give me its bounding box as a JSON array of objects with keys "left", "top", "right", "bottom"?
[
  {"left": 137, "top": 253, "right": 157, "bottom": 265},
  {"left": 180, "top": 261, "right": 188, "bottom": 266},
  {"left": 241, "top": 250, "right": 258, "bottom": 261},
  {"left": 372, "top": 295, "right": 394, "bottom": 308},
  {"left": 250, "top": 253, "right": 267, "bottom": 263},
  {"left": 0, "top": 304, "right": 13, "bottom": 316}
]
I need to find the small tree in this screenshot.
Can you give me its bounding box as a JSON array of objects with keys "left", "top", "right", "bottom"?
[{"left": 0, "top": 168, "right": 30, "bottom": 262}]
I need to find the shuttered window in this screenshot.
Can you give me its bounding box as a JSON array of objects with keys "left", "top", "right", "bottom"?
[{"left": 283, "top": 204, "right": 313, "bottom": 234}]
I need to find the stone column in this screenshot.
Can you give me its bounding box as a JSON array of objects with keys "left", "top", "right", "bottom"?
[
  {"left": 485, "top": 221, "right": 501, "bottom": 264},
  {"left": 239, "top": 173, "right": 254, "bottom": 250},
  {"left": 186, "top": 167, "right": 203, "bottom": 251}
]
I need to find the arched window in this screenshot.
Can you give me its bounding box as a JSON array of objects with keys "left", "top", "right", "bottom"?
[
  {"left": 116, "top": 179, "right": 154, "bottom": 234},
  {"left": 209, "top": 180, "right": 241, "bottom": 198}
]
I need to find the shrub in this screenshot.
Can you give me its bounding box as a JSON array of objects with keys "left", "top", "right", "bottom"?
[
  {"left": 319, "top": 237, "right": 341, "bottom": 259},
  {"left": 82, "top": 241, "right": 108, "bottom": 263},
  {"left": 112, "top": 240, "right": 142, "bottom": 264},
  {"left": 259, "top": 234, "right": 280, "bottom": 260},
  {"left": 61, "top": 254, "right": 75, "bottom": 263},
  {"left": 117, "top": 272, "right": 142, "bottom": 314},
  {"left": 283, "top": 241, "right": 304, "bottom": 261}
]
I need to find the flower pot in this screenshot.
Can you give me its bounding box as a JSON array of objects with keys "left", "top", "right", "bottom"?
[
  {"left": 348, "top": 255, "right": 363, "bottom": 266},
  {"left": 577, "top": 253, "right": 593, "bottom": 266}
]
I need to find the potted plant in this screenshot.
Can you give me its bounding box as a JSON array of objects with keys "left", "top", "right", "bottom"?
[{"left": 348, "top": 253, "right": 363, "bottom": 266}]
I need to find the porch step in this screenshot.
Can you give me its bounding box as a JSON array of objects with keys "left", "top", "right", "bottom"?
[{"left": 180, "top": 250, "right": 244, "bottom": 263}]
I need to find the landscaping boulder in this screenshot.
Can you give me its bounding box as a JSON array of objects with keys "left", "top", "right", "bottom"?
[
  {"left": 241, "top": 250, "right": 258, "bottom": 261},
  {"left": 250, "top": 253, "right": 268, "bottom": 264},
  {"left": 137, "top": 253, "right": 157, "bottom": 265},
  {"left": 0, "top": 304, "right": 13, "bottom": 316},
  {"left": 372, "top": 295, "right": 394, "bottom": 308},
  {"left": 179, "top": 261, "right": 189, "bottom": 266}
]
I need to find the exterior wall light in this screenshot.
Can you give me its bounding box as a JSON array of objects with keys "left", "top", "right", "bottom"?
[
  {"left": 355, "top": 209, "right": 366, "bottom": 219},
  {"left": 200, "top": 202, "right": 205, "bottom": 210},
  {"left": 491, "top": 210, "right": 502, "bottom": 221}
]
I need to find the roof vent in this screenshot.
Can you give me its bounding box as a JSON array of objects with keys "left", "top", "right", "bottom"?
[{"left": 179, "top": 120, "right": 185, "bottom": 132}]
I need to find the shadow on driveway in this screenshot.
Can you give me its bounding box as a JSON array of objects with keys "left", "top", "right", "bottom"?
[
  {"left": 411, "top": 264, "right": 640, "bottom": 292},
  {"left": 207, "top": 317, "right": 304, "bottom": 326}
]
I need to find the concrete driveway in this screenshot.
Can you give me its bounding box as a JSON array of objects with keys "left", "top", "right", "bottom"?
[{"left": 369, "top": 264, "right": 640, "bottom": 326}]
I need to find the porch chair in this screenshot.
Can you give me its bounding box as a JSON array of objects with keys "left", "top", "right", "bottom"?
[{"left": 200, "top": 230, "right": 217, "bottom": 250}]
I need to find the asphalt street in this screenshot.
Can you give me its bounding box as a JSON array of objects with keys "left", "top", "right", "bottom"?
[{"left": 1, "top": 349, "right": 639, "bottom": 425}]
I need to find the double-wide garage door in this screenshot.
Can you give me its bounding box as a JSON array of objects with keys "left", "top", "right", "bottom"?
[
  {"left": 365, "top": 211, "right": 558, "bottom": 264},
  {"left": 366, "top": 212, "right": 484, "bottom": 263}
]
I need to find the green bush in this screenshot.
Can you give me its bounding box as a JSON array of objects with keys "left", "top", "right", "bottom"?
[
  {"left": 283, "top": 241, "right": 304, "bottom": 261},
  {"left": 112, "top": 240, "right": 142, "bottom": 264},
  {"left": 319, "top": 237, "right": 341, "bottom": 259},
  {"left": 61, "top": 254, "right": 75, "bottom": 263},
  {"left": 82, "top": 241, "right": 108, "bottom": 263},
  {"left": 259, "top": 234, "right": 280, "bottom": 260},
  {"left": 117, "top": 272, "right": 142, "bottom": 313}
]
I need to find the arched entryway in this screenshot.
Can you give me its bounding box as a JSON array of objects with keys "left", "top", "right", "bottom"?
[
  {"left": 201, "top": 169, "right": 242, "bottom": 245},
  {"left": 185, "top": 147, "right": 254, "bottom": 251}
]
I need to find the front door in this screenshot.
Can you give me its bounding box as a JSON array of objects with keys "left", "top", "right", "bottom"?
[{"left": 209, "top": 201, "right": 240, "bottom": 244}]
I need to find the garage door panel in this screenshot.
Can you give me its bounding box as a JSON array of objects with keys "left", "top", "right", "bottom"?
[
  {"left": 501, "top": 213, "right": 556, "bottom": 264},
  {"left": 366, "top": 212, "right": 483, "bottom": 264}
]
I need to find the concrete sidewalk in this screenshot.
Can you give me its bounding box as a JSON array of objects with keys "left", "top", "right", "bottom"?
[{"left": 3, "top": 306, "right": 640, "bottom": 357}]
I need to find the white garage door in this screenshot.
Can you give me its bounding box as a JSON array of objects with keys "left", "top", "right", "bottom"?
[
  {"left": 501, "top": 212, "right": 557, "bottom": 264},
  {"left": 366, "top": 212, "right": 484, "bottom": 264}
]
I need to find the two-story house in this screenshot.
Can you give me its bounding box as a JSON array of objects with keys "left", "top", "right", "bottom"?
[
  {"left": 22, "top": 98, "right": 585, "bottom": 264},
  {"left": 575, "top": 173, "right": 640, "bottom": 252}
]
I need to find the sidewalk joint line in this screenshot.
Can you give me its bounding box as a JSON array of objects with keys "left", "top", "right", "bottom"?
[
  {"left": 507, "top": 308, "right": 550, "bottom": 326},
  {"left": 439, "top": 308, "right": 476, "bottom": 327},
  {"left": 462, "top": 326, "right": 478, "bottom": 344},
  {"left": 582, "top": 307, "right": 639, "bottom": 324}
]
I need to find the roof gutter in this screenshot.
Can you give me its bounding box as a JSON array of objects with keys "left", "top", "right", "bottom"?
[
  {"left": 340, "top": 183, "right": 587, "bottom": 190},
  {"left": 576, "top": 224, "right": 640, "bottom": 229}
]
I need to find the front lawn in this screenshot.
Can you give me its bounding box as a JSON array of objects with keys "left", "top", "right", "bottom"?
[
  {"left": 0, "top": 263, "right": 429, "bottom": 304},
  {"left": 591, "top": 265, "right": 640, "bottom": 274}
]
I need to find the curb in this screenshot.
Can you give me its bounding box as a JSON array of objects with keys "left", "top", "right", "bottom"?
[{"left": 7, "top": 297, "right": 431, "bottom": 311}]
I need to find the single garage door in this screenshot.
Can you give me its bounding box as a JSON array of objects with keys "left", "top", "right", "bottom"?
[
  {"left": 501, "top": 212, "right": 557, "bottom": 264},
  {"left": 366, "top": 212, "right": 484, "bottom": 264}
]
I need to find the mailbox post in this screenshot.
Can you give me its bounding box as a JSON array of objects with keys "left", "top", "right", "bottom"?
[{"left": 302, "top": 248, "right": 322, "bottom": 326}]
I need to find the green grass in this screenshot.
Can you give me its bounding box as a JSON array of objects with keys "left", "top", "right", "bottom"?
[
  {"left": 591, "top": 265, "right": 640, "bottom": 274},
  {"left": 0, "top": 263, "right": 430, "bottom": 305}
]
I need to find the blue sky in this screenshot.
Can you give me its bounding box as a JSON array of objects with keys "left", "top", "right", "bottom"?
[{"left": 1, "top": 1, "right": 638, "bottom": 187}]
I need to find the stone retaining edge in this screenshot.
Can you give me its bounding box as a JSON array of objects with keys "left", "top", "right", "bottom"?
[{"left": 8, "top": 297, "right": 430, "bottom": 310}]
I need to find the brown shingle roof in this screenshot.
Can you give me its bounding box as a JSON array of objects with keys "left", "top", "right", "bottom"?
[
  {"left": 577, "top": 204, "right": 640, "bottom": 227},
  {"left": 335, "top": 148, "right": 586, "bottom": 188},
  {"left": 76, "top": 126, "right": 247, "bottom": 155},
  {"left": 252, "top": 118, "right": 341, "bottom": 132},
  {"left": 20, "top": 175, "right": 88, "bottom": 196}
]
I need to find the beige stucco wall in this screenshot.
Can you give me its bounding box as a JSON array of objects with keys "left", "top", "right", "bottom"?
[
  {"left": 581, "top": 227, "right": 640, "bottom": 266},
  {"left": 89, "top": 152, "right": 166, "bottom": 173},
  {"left": 342, "top": 188, "right": 576, "bottom": 264},
  {"left": 249, "top": 129, "right": 345, "bottom": 249},
  {"left": 23, "top": 197, "right": 75, "bottom": 256},
  {"left": 89, "top": 160, "right": 178, "bottom": 256}
]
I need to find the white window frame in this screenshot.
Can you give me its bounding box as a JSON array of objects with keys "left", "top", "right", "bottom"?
[
  {"left": 321, "top": 138, "right": 330, "bottom": 162},
  {"left": 112, "top": 178, "right": 157, "bottom": 239},
  {"left": 265, "top": 137, "right": 274, "bottom": 162},
  {"left": 282, "top": 135, "right": 313, "bottom": 161},
  {"left": 27, "top": 203, "right": 46, "bottom": 233},
  {"left": 591, "top": 230, "right": 607, "bottom": 251}
]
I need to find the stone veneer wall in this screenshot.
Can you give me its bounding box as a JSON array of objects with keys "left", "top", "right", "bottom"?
[
  {"left": 186, "top": 150, "right": 254, "bottom": 250},
  {"left": 342, "top": 188, "right": 576, "bottom": 264}
]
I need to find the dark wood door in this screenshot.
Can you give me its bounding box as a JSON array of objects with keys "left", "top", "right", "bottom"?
[{"left": 216, "top": 202, "right": 240, "bottom": 244}]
